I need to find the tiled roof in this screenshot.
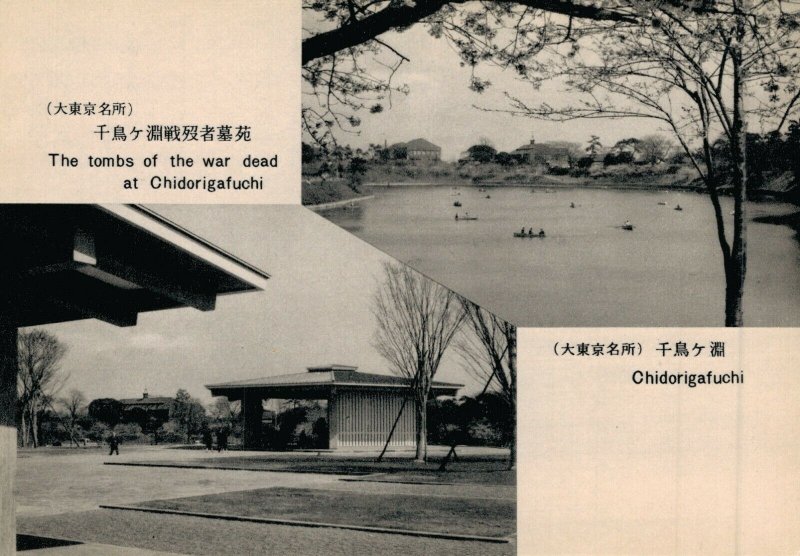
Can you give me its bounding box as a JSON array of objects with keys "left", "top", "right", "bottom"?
[
  {"left": 119, "top": 397, "right": 173, "bottom": 406},
  {"left": 404, "top": 138, "right": 441, "bottom": 151}
]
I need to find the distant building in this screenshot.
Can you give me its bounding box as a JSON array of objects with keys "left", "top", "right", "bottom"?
[
  {"left": 119, "top": 391, "right": 174, "bottom": 429},
  {"left": 389, "top": 138, "right": 441, "bottom": 161},
  {"left": 512, "top": 138, "right": 571, "bottom": 168},
  {"left": 405, "top": 138, "right": 441, "bottom": 161}
]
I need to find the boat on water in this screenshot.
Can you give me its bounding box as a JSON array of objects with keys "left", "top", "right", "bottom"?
[
  {"left": 621, "top": 224, "right": 635, "bottom": 231},
  {"left": 514, "top": 228, "right": 546, "bottom": 238},
  {"left": 675, "top": 205, "right": 683, "bottom": 211},
  {"left": 513, "top": 232, "right": 545, "bottom": 238},
  {"left": 485, "top": 195, "right": 491, "bottom": 199},
  {"left": 456, "top": 213, "right": 478, "bottom": 220},
  {"left": 454, "top": 201, "right": 462, "bottom": 207},
  {"left": 658, "top": 201, "right": 667, "bottom": 205}
]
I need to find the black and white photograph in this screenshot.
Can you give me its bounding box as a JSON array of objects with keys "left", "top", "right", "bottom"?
[
  {"left": 2, "top": 1, "right": 800, "bottom": 555},
  {"left": 302, "top": 0, "right": 800, "bottom": 327},
  {"left": 1, "top": 204, "right": 516, "bottom": 554}
]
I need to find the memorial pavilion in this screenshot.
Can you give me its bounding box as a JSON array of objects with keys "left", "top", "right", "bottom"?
[{"left": 207, "top": 364, "right": 462, "bottom": 450}]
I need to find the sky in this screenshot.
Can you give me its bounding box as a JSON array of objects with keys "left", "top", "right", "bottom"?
[
  {"left": 31, "top": 205, "right": 481, "bottom": 404},
  {"left": 303, "top": 22, "right": 666, "bottom": 160}
]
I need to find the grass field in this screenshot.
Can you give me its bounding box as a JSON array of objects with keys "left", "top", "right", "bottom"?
[
  {"left": 132, "top": 487, "right": 516, "bottom": 538},
  {"left": 110, "top": 454, "right": 515, "bottom": 485}
]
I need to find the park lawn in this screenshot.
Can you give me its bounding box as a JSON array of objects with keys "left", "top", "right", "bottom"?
[
  {"left": 133, "top": 487, "right": 516, "bottom": 538},
  {"left": 122, "top": 455, "right": 515, "bottom": 485}
]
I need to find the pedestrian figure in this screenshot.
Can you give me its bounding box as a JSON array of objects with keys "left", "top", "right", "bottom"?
[
  {"left": 108, "top": 432, "right": 120, "bottom": 456},
  {"left": 216, "top": 428, "right": 229, "bottom": 452},
  {"left": 202, "top": 427, "right": 213, "bottom": 451}
]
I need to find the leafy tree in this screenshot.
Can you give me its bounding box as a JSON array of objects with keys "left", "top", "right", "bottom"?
[
  {"left": 346, "top": 156, "right": 368, "bottom": 190},
  {"left": 494, "top": 151, "right": 515, "bottom": 166},
  {"left": 170, "top": 389, "right": 208, "bottom": 443},
  {"left": 389, "top": 144, "right": 408, "bottom": 160},
  {"left": 88, "top": 398, "right": 122, "bottom": 428},
  {"left": 467, "top": 143, "right": 498, "bottom": 163},
  {"left": 302, "top": 142, "right": 317, "bottom": 164},
  {"left": 604, "top": 150, "right": 635, "bottom": 166},
  {"left": 17, "top": 330, "right": 67, "bottom": 447},
  {"left": 372, "top": 262, "right": 464, "bottom": 462}
]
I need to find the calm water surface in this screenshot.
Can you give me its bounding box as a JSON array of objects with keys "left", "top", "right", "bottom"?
[{"left": 322, "top": 185, "right": 800, "bottom": 326}]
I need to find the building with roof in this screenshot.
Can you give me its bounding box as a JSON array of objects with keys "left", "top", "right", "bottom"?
[
  {"left": 118, "top": 392, "right": 175, "bottom": 430},
  {"left": 513, "top": 138, "right": 571, "bottom": 168},
  {"left": 207, "top": 364, "right": 462, "bottom": 451},
  {"left": 389, "top": 138, "right": 442, "bottom": 161}
]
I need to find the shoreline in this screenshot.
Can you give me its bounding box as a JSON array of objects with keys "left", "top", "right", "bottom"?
[
  {"left": 305, "top": 194, "right": 375, "bottom": 211},
  {"left": 362, "top": 180, "right": 703, "bottom": 192}
]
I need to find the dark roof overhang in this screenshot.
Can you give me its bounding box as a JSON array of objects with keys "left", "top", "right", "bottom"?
[{"left": 1, "top": 204, "right": 270, "bottom": 328}]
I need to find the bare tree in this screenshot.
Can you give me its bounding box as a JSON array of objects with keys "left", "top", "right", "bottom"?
[
  {"left": 60, "top": 389, "right": 86, "bottom": 447},
  {"left": 372, "top": 262, "right": 464, "bottom": 462},
  {"left": 209, "top": 397, "right": 241, "bottom": 427},
  {"left": 456, "top": 300, "right": 517, "bottom": 470},
  {"left": 17, "top": 330, "right": 67, "bottom": 448},
  {"left": 639, "top": 135, "right": 674, "bottom": 165}
]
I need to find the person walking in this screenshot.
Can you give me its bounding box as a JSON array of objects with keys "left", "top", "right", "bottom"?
[{"left": 108, "top": 432, "right": 120, "bottom": 456}]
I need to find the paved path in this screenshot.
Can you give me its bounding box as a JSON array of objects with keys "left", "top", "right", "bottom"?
[{"left": 16, "top": 446, "right": 515, "bottom": 555}]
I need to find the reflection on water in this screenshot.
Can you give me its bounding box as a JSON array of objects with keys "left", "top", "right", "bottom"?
[{"left": 322, "top": 185, "right": 800, "bottom": 326}]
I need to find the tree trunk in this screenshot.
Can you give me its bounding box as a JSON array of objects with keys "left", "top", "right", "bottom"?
[
  {"left": 726, "top": 17, "right": 747, "bottom": 327},
  {"left": 507, "top": 325, "right": 517, "bottom": 471},
  {"left": 20, "top": 412, "right": 28, "bottom": 447},
  {"left": 414, "top": 392, "right": 428, "bottom": 463},
  {"left": 31, "top": 406, "right": 39, "bottom": 448}
]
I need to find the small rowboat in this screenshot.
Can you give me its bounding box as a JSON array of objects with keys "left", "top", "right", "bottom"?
[
  {"left": 674, "top": 205, "right": 683, "bottom": 211},
  {"left": 514, "top": 232, "right": 545, "bottom": 238},
  {"left": 454, "top": 201, "right": 462, "bottom": 207},
  {"left": 456, "top": 214, "right": 478, "bottom": 220},
  {"left": 621, "top": 224, "right": 635, "bottom": 231}
]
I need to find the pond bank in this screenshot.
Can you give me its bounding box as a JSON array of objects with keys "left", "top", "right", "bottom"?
[{"left": 306, "top": 195, "right": 374, "bottom": 212}]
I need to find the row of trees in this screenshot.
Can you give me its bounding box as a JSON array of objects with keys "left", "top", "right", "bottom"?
[
  {"left": 15, "top": 329, "right": 242, "bottom": 448},
  {"left": 373, "top": 262, "right": 516, "bottom": 468}
]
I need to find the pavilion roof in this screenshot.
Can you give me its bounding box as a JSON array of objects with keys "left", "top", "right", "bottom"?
[{"left": 206, "top": 364, "right": 463, "bottom": 399}]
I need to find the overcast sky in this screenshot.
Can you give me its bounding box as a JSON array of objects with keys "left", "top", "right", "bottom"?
[
  {"left": 304, "top": 23, "right": 665, "bottom": 160},
  {"left": 31, "top": 205, "right": 480, "bottom": 404}
]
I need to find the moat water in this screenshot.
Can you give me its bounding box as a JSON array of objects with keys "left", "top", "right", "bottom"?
[{"left": 322, "top": 185, "right": 800, "bottom": 326}]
